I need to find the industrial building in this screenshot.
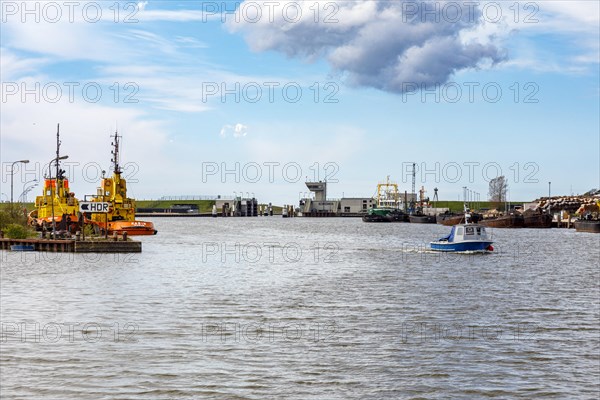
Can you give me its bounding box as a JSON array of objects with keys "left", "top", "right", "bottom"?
[
  {"left": 299, "top": 181, "right": 415, "bottom": 217},
  {"left": 215, "top": 197, "right": 260, "bottom": 217}
]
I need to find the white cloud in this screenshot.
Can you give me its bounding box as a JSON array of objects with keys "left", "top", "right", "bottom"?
[
  {"left": 228, "top": 1, "right": 505, "bottom": 92},
  {"left": 220, "top": 123, "right": 249, "bottom": 138},
  {"left": 1, "top": 10, "right": 133, "bottom": 63},
  {"left": 126, "top": 29, "right": 179, "bottom": 55},
  {"left": 459, "top": 1, "right": 599, "bottom": 74},
  {"left": 538, "top": 1, "right": 600, "bottom": 27},
  {"left": 228, "top": 0, "right": 599, "bottom": 91},
  {"left": 174, "top": 36, "right": 209, "bottom": 49},
  {"left": 0, "top": 6, "right": 297, "bottom": 114},
  {"left": 0, "top": 48, "right": 50, "bottom": 81},
  {"left": 137, "top": 9, "right": 216, "bottom": 22}
]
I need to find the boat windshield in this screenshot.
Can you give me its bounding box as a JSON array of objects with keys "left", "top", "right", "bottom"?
[{"left": 439, "top": 226, "right": 456, "bottom": 242}]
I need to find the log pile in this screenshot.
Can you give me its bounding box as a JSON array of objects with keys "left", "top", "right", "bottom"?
[{"left": 533, "top": 196, "right": 600, "bottom": 213}]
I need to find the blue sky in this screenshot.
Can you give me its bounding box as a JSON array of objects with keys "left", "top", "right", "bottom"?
[{"left": 1, "top": 1, "right": 598, "bottom": 204}]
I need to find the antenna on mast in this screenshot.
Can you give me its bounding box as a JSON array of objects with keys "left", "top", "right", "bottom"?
[
  {"left": 111, "top": 130, "right": 122, "bottom": 174},
  {"left": 56, "top": 123, "right": 61, "bottom": 180}
]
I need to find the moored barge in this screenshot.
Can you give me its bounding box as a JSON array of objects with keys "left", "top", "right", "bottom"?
[
  {"left": 573, "top": 219, "right": 600, "bottom": 233},
  {"left": 437, "top": 212, "right": 482, "bottom": 226},
  {"left": 480, "top": 214, "right": 524, "bottom": 228}
]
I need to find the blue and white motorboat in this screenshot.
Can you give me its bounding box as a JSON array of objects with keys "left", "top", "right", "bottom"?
[{"left": 430, "top": 210, "right": 494, "bottom": 253}]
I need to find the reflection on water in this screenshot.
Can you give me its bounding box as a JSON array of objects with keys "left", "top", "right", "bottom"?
[{"left": 1, "top": 218, "right": 598, "bottom": 399}]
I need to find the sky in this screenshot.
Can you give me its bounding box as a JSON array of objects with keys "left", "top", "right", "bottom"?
[{"left": 1, "top": 0, "right": 599, "bottom": 205}]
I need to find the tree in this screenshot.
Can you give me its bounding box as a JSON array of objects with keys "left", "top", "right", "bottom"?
[{"left": 488, "top": 176, "right": 508, "bottom": 203}]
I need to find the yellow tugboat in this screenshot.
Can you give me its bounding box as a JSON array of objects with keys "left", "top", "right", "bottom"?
[
  {"left": 88, "top": 132, "right": 157, "bottom": 236},
  {"left": 29, "top": 125, "right": 81, "bottom": 233}
]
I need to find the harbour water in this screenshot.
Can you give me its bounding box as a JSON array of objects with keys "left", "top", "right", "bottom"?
[{"left": 1, "top": 218, "right": 598, "bottom": 399}]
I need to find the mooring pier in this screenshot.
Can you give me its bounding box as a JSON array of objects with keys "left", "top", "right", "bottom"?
[{"left": 0, "top": 238, "right": 142, "bottom": 253}]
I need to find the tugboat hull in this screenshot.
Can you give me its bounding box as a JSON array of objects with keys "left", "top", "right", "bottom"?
[
  {"left": 96, "top": 220, "right": 157, "bottom": 235},
  {"left": 29, "top": 210, "right": 80, "bottom": 232}
]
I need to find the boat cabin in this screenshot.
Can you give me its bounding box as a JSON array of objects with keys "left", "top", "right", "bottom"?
[{"left": 442, "top": 224, "right": 489, "bottom": 242}]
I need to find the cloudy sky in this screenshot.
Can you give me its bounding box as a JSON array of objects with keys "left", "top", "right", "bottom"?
[{"left": 1, "top": 1, "right": 598, "bottom": 204}]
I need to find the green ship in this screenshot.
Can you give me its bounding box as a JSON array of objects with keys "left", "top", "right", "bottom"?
[{"left": 362, "top": 177, "right": 409, "bottom": 222}]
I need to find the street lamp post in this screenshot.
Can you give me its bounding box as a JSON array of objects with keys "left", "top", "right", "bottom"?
[
  {"left": 19, "top": 186, "right": 36, "bottom": 203},
  {"left": 10, "top": 160, "right": 29, "bottom": 203},
  {"left": 49, "top": 155, "right": 69, "bottom": 237},
  {"left": 19, "top": 179, "right": 38, "bottom": 203},
  {"left": 21, "top": 179, "right": 37, "bottom": 199},
  {"left": 548, "top": 182, "right": 551, "bottom": 198}
]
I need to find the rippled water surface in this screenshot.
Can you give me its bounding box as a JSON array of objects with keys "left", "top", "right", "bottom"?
[{"left": 1, "top": 218, "right": 599, "bottom": 399}]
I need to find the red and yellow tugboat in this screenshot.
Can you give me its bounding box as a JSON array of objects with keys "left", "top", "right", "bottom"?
[
  {"left": 88, "top": 132, "right": 157, "bottom": 236},
  {"left": 28, "top": 125, "right": 80, "bottom": 232}
]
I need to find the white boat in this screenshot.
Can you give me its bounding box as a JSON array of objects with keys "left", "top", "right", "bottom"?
[{"left": 430, "top": 207, "right": 494, "bottom": 253}]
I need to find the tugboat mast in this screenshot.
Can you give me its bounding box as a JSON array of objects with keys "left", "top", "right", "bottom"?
[
  {"left": 111, "top": 131, "right": 122, "bottom": 175},
  {"left": 55, "top": 123, "right": 61, "bottom": 180}
]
